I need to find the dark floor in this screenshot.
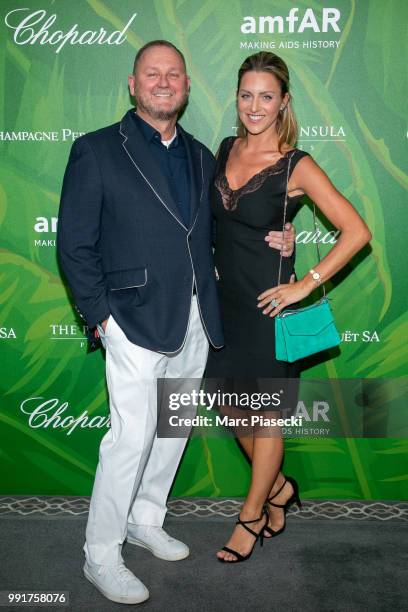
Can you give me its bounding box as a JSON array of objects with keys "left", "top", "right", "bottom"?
[{"left": 0, "top": 515, "right": 407, "bottom": 612}]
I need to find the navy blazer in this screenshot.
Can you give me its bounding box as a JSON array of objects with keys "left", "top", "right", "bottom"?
[{"left": 57, "top": 109, "right": 224, "bottom": 353}]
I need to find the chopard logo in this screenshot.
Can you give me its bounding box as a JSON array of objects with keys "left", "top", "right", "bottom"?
[
  {"left": 20, "top": 397, "right": 110, "bottom": 436},
  {"left": 296, "top": 229, "right": 340, "bottom": 245},
  {"left": 4, "top": 8, "right": 137, "bottom": 54}
]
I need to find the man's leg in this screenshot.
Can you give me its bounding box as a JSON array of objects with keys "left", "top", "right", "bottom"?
[
  {"left": 84, "top": 314, "right": 167, "bottom": 566},
  {"left": 128, "top": 296, "right": 208, "bottom": 527}
]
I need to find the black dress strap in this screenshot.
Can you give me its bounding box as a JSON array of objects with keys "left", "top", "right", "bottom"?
[
  {"left": 287, "top": 149, "right": 310, "bottom": 179},
  {"left": 216, "top": 136, "right": 235, "bottom": 162}
]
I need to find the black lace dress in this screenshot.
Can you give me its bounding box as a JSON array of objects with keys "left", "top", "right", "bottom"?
[{"left": 205, "top": 137, "right": 310, "bottom": 382}]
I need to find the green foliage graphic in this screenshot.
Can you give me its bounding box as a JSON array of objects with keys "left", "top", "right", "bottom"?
[{"left": 0, "top": 0, "right": 407, "bottom": 499}]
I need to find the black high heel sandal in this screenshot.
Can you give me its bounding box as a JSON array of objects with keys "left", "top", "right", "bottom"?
[
  {"left": 218, "top": 510, "right": 268, "bottom": 563},
  {"left": 264, "top": 475, "right": 302, "bottom": 538}
]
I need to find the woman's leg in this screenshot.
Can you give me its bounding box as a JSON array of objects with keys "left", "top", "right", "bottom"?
[
  {"left": 217, "top": 405, "right": 294, "bottom": 557},
  {"left": 236, "top": 435, "right": 294, "bottom": 534},
  {"left": 217, "top": 435, "right": 283, "bottom": 561}
]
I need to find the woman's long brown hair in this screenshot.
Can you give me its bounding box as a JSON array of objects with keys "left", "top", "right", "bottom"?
[{"left": 236, "top": 51, "right": 298, "bottom": 152}]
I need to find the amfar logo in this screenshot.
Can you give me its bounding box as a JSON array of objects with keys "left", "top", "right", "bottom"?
[
  {"left": 241, "top": 8, "right": 341, "bottom": 33},
  {"left": 4, "top": 8, "right": 137, "bottom": 54},
  {"left": 34, "top": 216, "right": 57, "bottom": 233},
  {"left": 34, "top": 216, "right": 57, "bottom": 246}
]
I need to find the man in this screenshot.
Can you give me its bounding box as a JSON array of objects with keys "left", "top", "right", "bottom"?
[{"left": 57, "top": 40, "right": 295, "bottom": 605}]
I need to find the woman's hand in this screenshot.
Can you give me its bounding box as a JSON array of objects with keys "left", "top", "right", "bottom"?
[
  {"left": 257, "top": 276, "right": 312, "bottom": 317},
  {"left": 265, "top": 222, "right": 295, "bottom": 257}
]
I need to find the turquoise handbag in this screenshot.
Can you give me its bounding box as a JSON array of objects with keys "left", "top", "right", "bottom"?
[
  {"left": 274, "top": 153, "right": 341, "bottom": 363},
  {"left": 275, "top": 297, "right": 341, "bottom": 362}
]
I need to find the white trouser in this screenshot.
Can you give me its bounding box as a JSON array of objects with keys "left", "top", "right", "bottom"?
[{"left": 84, "top": 296, "right": 209, "bottom": 566}]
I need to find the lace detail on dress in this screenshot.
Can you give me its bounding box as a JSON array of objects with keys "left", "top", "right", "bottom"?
[{"left": 215, "top": 138, "right": 293, "bottom": 211}]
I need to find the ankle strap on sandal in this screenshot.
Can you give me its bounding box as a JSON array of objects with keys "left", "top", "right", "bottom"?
[
  {"left": 268, "top": 478, "right": 287, "bottom": 501},
  {"left": 236, "top": 512, "right": 267, "bottom": 538},
  {"left": 266, "top": 477, "right": 290, "bottom": 508}
]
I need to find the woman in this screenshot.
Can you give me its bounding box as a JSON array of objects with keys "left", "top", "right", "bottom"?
[{"left": 205, "top": 51, "right": 371, "bottom": 563}]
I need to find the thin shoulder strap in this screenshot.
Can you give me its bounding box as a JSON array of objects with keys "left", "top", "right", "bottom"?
[{"left": 277, "top": 151, "right": 325, "bottom": 297}]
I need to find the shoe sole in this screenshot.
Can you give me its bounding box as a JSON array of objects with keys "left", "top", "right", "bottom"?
[
  {"left": 83, "top": 566, "right": 149, "bottom": 604},
  {"left": 126, "top": 537, "right": 190, "bottom": 561}
]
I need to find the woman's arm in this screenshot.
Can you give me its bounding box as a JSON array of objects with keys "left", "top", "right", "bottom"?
[{"left": 258, "top": 155, "right": 372, "bottom": 316}]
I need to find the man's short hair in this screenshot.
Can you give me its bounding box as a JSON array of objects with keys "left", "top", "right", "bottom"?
[{"left": 133, "top": 40, "right": 187, "bottom": 74}]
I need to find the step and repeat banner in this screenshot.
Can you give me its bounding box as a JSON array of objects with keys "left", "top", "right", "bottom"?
[{"left": 0, "top": 1, "right": 407, "bottom": 500}]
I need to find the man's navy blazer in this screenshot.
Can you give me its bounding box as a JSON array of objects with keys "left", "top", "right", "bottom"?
[{"left": 57, "top": 109, "right": 224, "bottom": 353}]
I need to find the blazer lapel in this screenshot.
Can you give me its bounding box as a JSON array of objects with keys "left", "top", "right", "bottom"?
[
  {"left": 179, "top": 127, "right": 203, "bottom": 229},
  {"left": 119, "top": 110, "right": 188, "bottom": 230}
]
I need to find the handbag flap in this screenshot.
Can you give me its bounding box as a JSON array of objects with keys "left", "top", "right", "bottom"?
[{"left": 281, "top": 301, "right": 335, "bottom": 336}]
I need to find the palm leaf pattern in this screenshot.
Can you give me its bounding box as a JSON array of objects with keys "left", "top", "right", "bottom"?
[{"left": 0, "top": 0, "right": 406, "bottom": 499}]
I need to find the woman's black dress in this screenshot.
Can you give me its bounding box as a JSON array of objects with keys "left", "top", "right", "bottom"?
[{"left": 205, "top": 137, "right": 310, "bottom": 388}]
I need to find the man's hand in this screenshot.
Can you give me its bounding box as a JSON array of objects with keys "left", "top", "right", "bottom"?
[
  {"left": 93, "top": 318, "right": 109, "bottom": 339},
  {"left": 265, "top": 222, "right": 296, "bottom": 257}
]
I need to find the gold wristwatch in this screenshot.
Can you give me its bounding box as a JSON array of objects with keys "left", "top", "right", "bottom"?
[{"left": 309, "top": 268, "right": 322, "bottom": 285}]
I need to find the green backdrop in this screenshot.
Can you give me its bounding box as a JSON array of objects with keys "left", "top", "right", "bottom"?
[{"left": 1, "top": 0, "right": 407, "bottom": 500}]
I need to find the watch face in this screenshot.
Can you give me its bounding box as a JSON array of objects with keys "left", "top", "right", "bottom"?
[{"left": 312, "top": 272, "right": 320, "bottom": 280}]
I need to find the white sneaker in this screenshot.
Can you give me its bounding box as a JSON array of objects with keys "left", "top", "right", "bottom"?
[
  {"left": 127, "top": 524, "right": 190, "bottom": 561},
  {"left": 83, "top": 560, "right": 149, "bottom": 604}
]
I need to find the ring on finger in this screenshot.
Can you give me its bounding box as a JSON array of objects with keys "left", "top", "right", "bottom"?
[{"left": 270, "top": 298, "right": 280, "bottom": 308}]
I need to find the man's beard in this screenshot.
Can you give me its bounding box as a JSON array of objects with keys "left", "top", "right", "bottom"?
[{"left": 135, "top": 89, "right": 189, "bottom": 120}]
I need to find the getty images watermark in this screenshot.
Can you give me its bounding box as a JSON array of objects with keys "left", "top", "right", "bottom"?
[
  {"left": 156, "top": 378, "right": 408, "bottom": 439},
  {"left": 169, "top": 388, "right": 283, "bottom": 410},
  {"left": 167, "top": 388, "right": 302, "bottom": 429}
]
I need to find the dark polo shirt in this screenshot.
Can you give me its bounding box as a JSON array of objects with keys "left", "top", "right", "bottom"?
[{"left": 132, "top": 112, "right": 191, "bottom": 227}]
